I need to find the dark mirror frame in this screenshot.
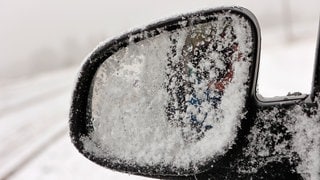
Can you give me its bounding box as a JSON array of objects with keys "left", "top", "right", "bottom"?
[{"left": 69, "top": 6, "right": 294, "bottom": 178}]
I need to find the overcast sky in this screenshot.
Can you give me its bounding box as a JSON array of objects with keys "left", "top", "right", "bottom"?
[
  {"left": 1, "top": 0, "right": 318, "bottom": 63},
  {"left": 0, "top": 0, "right": 319, "bottom": 96}
]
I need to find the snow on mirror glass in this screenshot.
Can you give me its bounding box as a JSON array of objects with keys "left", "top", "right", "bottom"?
[{"left": 82, "top": 13, "right": 254, "bottom": 173}]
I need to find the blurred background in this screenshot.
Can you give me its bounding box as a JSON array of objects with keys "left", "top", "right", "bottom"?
[{"left": 0, "top": 0, "right": 319, "bottom": 179}]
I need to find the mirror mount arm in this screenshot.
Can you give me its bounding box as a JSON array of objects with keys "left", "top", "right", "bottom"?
[{"left": 310, "top": 19, "right": 320, "bottom": 101}]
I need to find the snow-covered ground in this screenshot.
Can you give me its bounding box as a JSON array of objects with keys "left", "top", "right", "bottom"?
[
  {"left": 0, "top": 0, "right": 319, "bottom": 179},
  {"left": 0, "top": 67, "right": 152, "bottom": 180},
  {"left": 0, "top": 26, "right": 317, "bottom": 180}
]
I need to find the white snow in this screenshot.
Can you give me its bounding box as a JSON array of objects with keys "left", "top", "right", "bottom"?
[
  {"left": 290, "top": 105, "right": 320, "bottom": 180},
  {"left": 243, "top": 101, "right": 320, "bottom": 180}
]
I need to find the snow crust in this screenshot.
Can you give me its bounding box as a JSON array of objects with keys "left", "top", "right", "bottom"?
[{"left": 81, "top": 12, "right": 253, "bottom": 173}]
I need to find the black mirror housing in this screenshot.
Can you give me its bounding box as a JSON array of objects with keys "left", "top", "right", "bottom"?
[{"left": 69, "top": 7, "right": 262, "bottom": 178}]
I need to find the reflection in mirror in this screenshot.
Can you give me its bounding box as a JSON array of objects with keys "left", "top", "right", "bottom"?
[{"left": 82, "top": 12, "right": 254, "bottom": 174}]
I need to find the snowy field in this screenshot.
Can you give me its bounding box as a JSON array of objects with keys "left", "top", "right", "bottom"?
[{"left": 0, "top": 0, "right": 319, "bottom": 179}]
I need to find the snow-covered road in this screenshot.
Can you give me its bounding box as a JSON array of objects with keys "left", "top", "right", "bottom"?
[
  {"left": 0, "top": 67, "right": 75, "bottom": 179},
  {"left": 0, "top": 67, "right": 152, "bottom": 180}
]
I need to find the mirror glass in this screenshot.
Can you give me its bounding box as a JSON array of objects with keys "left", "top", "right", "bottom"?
[{"left": 82, "top": 13, "right": 254, "bottom": 174}]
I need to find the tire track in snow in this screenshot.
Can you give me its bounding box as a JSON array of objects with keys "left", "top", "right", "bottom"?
[
  {"left": 0, "top": 90, "right": 71, "bottom": 179},
  {"left": 0, "top": 68, "right": 77, "bottom": 179},
  {"left": 0, "top": 86, "right": 69, "bottom": 118},
  {"left": 1, "top": 126, "right": 67, "bottom": 180},
  {"left": 0, "top": 67, "right": 77, "bottom": 118}
]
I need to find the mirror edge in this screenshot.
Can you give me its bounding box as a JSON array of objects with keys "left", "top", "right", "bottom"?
[{"left": 69, "top": 6, "right": 261, "bottom": 178}]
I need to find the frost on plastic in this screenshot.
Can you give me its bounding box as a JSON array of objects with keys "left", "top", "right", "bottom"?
[
  {"left": 241, "top": 101, "right": 320, "bottom": 180},
  {"left": 81, "top": 12, "right": 254, "bottom": 173}
]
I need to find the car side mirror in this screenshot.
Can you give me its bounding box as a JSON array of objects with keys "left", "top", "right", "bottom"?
[{"left": 69, "top": 7, "right": 261, "bottom": 178}]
